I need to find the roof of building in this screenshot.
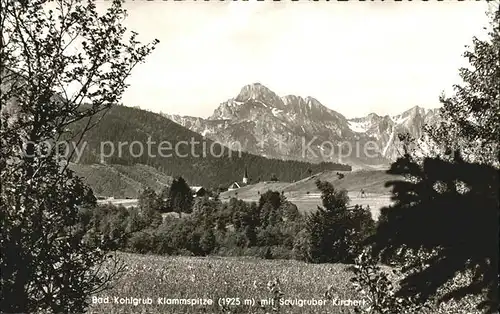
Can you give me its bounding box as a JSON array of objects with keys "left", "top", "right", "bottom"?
[{"left": 190, "top": 186, "right": 205, "bottom": 193}]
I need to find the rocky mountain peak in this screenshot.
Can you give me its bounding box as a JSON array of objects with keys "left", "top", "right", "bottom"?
[
  {"left": 209, "top": 84, "right": 347, "bottom": 124},
  {"left": 234, "top": 83, "right": 285, "bottom": 109},
  {"left": 401, "top": 105, "right": 425, "bottom": 118},
  {"left": 168, "top": 83, "right": 440, "bottom": 168}
]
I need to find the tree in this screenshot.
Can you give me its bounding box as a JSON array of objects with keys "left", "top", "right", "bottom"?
[
  {"left": 369, "top": 6, "right": 499, "bottom": 312},
  {"left": 192, "top": 196, "right": 219, "bottom": 229},
  {"left": 306, "top": 180, "right": 349, "bottom": 263},
  {"left": 258, "top": 191, "right": 281, "bottom": 229},
  {"left": 258, "top": 190, "right": 282, "bottom": 211},
  {"left": 138, "top": 187, "right": 162, "bottom": 212},
  {"left": 282, "top": 201, "right": 300, "bottom": 222},
  {"left": 137, "top": 188, "right": 163, "bottom": 230},
  {"left": 199, "top": 229, "right": 216, "bottom": 256},
  {"left": 373, "top": 153, "right": 499, "bottom": 312},
  {"left": 159, "top": 185, "right": 172, "bottom": 212},
  {"left": 305, "top": 180, "right": 374, "bottom": 263},
  {"left": 425, "top": 3, "right": 499, "bottom": 167},
  {"left": 168, "top": 176, "right": 193, "bottom": 218},
  {"left": 0, "top": 0, "right": 157, "bottom": 312}
]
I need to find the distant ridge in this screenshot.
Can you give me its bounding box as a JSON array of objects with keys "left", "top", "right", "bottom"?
[
  {"left": 67, "top": 105, "right": 351, "bottom": 196},
  {"left": 165, "top": 83, "right": 440, "bottom": 167}
]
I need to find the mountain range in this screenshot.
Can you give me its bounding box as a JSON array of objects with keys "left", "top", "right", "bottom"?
[
  {"left": 1, "top": 71, "right": 349, "bottom": 198},
  {"left": 2, "top": 69, "right": 441, "bottom": 197},
  {"left": 165, "top": 83, "right": 441, "bottom": 169},
  {"left": 66, "top": 105, "right": 350, "bottom": 196}
]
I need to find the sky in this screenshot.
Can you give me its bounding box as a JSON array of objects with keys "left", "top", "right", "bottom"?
[{"left": 98, "top": 0, "right": 491, "bottom": 119}]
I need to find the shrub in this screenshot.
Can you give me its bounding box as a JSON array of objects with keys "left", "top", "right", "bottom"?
[
  {"left": 128, "top": 232, "right": 153, "bottom": 254},
  {"left": 292, "top": 229, "right": 311, "bottom": 262},
  {"left": 269, "top": 246, "right": 293, "bottom": 260},
  {"left": 199, "top": 229, "right": 217, "bottom": 255},
  {"left": 350, "top": 248, "right": 423, "bottom": 314},
  {"left": 305, "top": 180, "right": 376, "bottom": 263}
]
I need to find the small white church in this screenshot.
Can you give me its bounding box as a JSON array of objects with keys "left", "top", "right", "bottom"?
[{"left": 228, "top": 168, "right": 249, "bottom": 191}]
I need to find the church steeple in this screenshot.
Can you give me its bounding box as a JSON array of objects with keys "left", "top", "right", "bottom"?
[{"left": 242, "top": 167, "right": 249, "bottom": 185}]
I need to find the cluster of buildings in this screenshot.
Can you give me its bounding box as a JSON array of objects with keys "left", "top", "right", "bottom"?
[
  {"left": 187, "top": 168, "right": 250, "bottom": 198},
  {"left": 228, "top": 168, "right": 249, "bottom": 191}
]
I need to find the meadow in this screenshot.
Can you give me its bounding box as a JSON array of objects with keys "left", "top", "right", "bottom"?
[
  {"left": 219, "top": 170, "right": 398, "bottom": 219},
  {"left": 238, "top": 193, "right": 392, "bottom": 219},
  {"left": 87, "top": 253, "right": 482, "bottom": 314},
  {"left": 96, "top": 170, "right": 398, "bottom": 220},
  {"left": 87, "top": 253, "right": 365, "bottom": 314},
  {"left": 87, "top": 171, "right": 484, "bottom": 314}
]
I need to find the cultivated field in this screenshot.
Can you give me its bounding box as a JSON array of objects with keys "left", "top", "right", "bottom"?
[
  {"left": 229, "top": 193, "right": 391, "bottom": 220},
  {"left": 97, "top": 197, "right": 139, "bottom": 208},
  {"left": 219, "top": 170, "right": 399, "bottom": 219},
  {"left": 220, "top": 169, "right": 400, "bottom": 199},
  {"left": 97, "top": 193, "right": 392, "bottom": 220},
  {"left": 87, "top": 253, "right": 366, "bottom": 314},
  {"left": 96, "top": 170, "right": 398, "bottom": 218},
  {"left": 87, "top": 253, "right": 483, "bottom": 314},
  {"left": 288, "top": 193, "right": 391, "bottom": 220}
]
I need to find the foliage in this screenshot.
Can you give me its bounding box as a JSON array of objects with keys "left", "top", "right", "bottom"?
[
  {"left": 304, "top": 180, "right": 375, "bottom": 264},
  {"left": 363, "top": 6, "right": 500, "bottom": 313},
  {"left": 350, "top": 248, "right": 423, "bottom": 314},
  {"left": 192, "top": 196, "right": 218, "bottom": 228},
  {"left": 270, "top": 173, "right": 279, "bottom": 182},
  {"left": 199, "top": 229, "right": 217, "bottom": 255},
  {"left": 138, "top": 187, "right": 162, "bottom": 213},
  {"left": 424, "top": 3, "right": 499, "bottom": 167},
  {"left": 372, "top": 153, "right": 499, "bottom": 312},
  {"left": 292, "top": 228, "right": 311, "bottom": 261},
  {"left": 81, "top": 189, "right": 307, "bottom": 260},
  {"left": 0, "top": 0, "right": 157, "bottom": 312},
  {"left": 168, "top": 176, "right": 194, "bottom": 217}
]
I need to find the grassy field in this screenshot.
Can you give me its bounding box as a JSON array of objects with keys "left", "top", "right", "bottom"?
[
  {"left": 87, "top": 253, "right": 483, "bottom": 314},
  {"left": 220, "top": 170, "right": 399, "bottom": 219},
  {"left": 230, "top": 193, "right": 392, "bottom": 220},
  {"left": 94, "top": 170, "right": 398, "bottom": 218},
  {"left": 97, "top": 193, "right": 392, "bottom": 221},
  {"left": 87, "top": 253, "right": 366, "bottom": 314},
  {"left": 220, "top": 169, "right": 400, "bottom": 200},
  {"left": 288, "top": 193, "right": 392, "bottom": 220},
  {"left": 223, "top": 191, "right": 393, "bottom": 220}
]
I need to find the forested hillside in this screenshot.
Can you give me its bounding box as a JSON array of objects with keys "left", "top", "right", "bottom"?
[
  {"left": 68, "top": 105, "right": 351, "bottom": 190},
  {"left": 69, "top": 163, "right": 173, "bottom": 198}
]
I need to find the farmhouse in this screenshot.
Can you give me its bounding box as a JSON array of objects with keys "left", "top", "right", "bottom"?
[
  {"left": 227, "top": 168, "right": 250, "bottom": 191},
  {"left": 190, "top": 186, "right": 207, "bottom": 198},
  {"left": 227, "top": 182, "right": 241, "bottom": 191}
]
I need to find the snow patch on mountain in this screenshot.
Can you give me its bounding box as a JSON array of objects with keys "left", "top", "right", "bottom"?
[
  {"left": 272, "top": 108, "right": 283, "bottom": 117},
  {"left": 162, "top": 84, "right": 440, "bottom": 168},
  {"left": 392, "top": 115, "right": 410, "bottom": 125},
  {"left": 348, "top": 121, "right": 370, "bottom": 133},
  {"left": 382, "top": 129, "right": 395, "bottom": 157}
]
